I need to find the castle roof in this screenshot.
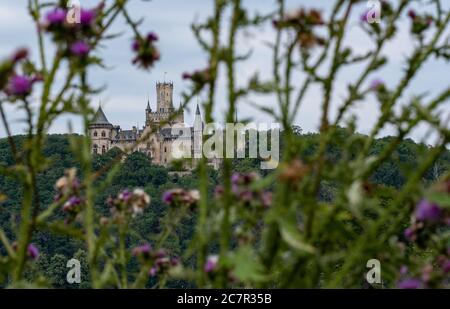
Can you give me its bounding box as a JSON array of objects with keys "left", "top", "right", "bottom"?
[{"left": 92, "top": 106, "right": 111, "bottom": 125}]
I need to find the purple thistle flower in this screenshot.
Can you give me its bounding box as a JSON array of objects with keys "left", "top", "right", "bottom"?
[
  {"left": 45, "top": 8, "right": 66, "bottom": 25},
  {"left": 154, "top": 249, "right": 167, "bottom": 259},
  {"left": 11, "top": 48, "right": 28, "bottom": 63},
  {"left": 63, "top": 196, "right": 81, "bottom": 212},
  {"left": 162, "top": 191, "right": 174, "bottom": 204},
  {"left": 370, "top": 79, "right": 384, "bottom": 91},
  {"left": 442, "top": 260, "right": 450, "bottom": 274},
  {"left": 170, "top": 257, "right": 180, "bottom": 267},
  {"left": 146, "top": 32, "right": 159, "bottom": 42},
  {"left": 261, "top": 191, "right": 273, "bottom": 208},
  {"left": 70, "top": 41, "right": 90, "bottom": 57},
  {"left": 149, "top": 267, "right": 157, "bottom": 277},
  {"left": 118, "top": 189, "right": 132, "bottom": 202},
  {"left": 240, "top": 190, "right": 253, "bottom": 202},
  {"left": 204, "top": 255, "right": 218, "bottom": 273},
  {"left": 398, "top": 278, "right": 422, "bottom": 289},
  {"left": 132, "top": 40, "right": 140, "bottom": 51},
  {"left": 403, "top": 227, "right": 415, "bottom": 241},
  {"left": 80, "top": 9, "right": 96, "bottom": 25},
  {"left": 360, "top": 11, "right": 369, "bottom": 23},
  {"left": 415, "top": 199, "right": 442, "bottom": 223},
  {"left": 7, "top": 75, "right": 33, "bottom": 96},
  {"left": 132, "top": 243, "right": 152, "bottom": 256},
  {"left": 214, "top": 185, "right": 224, "bottom": 199},
  {"left": 399, "top": 265, "right": 408, "bottom": 276},
  {"left": 231, "top": 173, "right": 241, "bottom": 185},
  {"left": 408, "top": 10, "right": 417, "bottom": 20},
  {"left": 27, "top": 244, "right": 40, "bottom": 260},
  {"left": 182, "top": 72, "right": 192, "bottom": 80}
]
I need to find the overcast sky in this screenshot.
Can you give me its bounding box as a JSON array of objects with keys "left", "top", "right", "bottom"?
[{"left": 0, "top": 0, "right": 449, "bottom": 144}]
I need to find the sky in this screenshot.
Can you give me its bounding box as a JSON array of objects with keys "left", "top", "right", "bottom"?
[{"left": 0, "top": 0, "right": 449, "bottom": 144}]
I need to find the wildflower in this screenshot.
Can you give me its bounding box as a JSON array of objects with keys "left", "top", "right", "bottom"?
[
  {"left": 146, "top": 32, "right": 158, "bottom": 42},
  {"left": 442, "top": 260, "right": 450, "bottom": 274},
  {"left": 214, "top": 185, "right": 224, "bottom": 199},
  {"left": 131, "top": 188, "right": 151, "bottom": 215},
  {"left": 132, "top": 243, "right": 153, "bottom": 257},
  {"left": 181, "top": 68, "right": 212, "bottom": 89},
  {"left": 409, "top": 13, "right": 434, "bottom": 35},
  {"left": 260, "top": 191, "right": 273, "bottom": 208},
  {"left": 370, "top": 79, "right": 384, "bottom": 91},
  {"left": 27, "top": 244, "right": 40, "bottom": 260},
  {"left": 398, "top": 278, "right": 422, "bottom": 289},
  {"left": 360, "top": 11, "right": 370, "bottom": 23},
  {"left": 399, "top": 265, "right": 408, "bottom": 276},
  {"left": 45, "top": 8, "right": 66, "bottom": 26},
  {"left": 204, "top": 255, "right": 219, "bottom": 273},
  {"left": 162, "top": 188, "right": 199, "bottom": 207},
  {"left": 162, "top": 190, "right": 176, "bottom": 204},
  {"left": 149, "top": 267, "right": 157, "bottom": 277},
  {"left": 131, "top": 32, "right": 160, "bottom": 70},
  {"left": 70, "top": 41, "right": 90, "bottom": 57},
  {"left": 408, "top": 10, "right": 417, "bottom": 20},
  {"left": 63, "top": 196, "right": 82, "bottom": 212},
  {"left": 403, "top": 227, "right": 416, "bottom": 242},
  {"left": 5, "top": 75, "right": 33, "bottom": 97},
  {"left": 272, "top": 8, "right": 325, "bottom": 49},
  {"left": 421, "top": 264, "right": 433, "bottom": 283},
  {"left": 154, "top": 249, "right": 167, "bottom": 259},
  {"left": 80, "top": 9, "right": 96, "bottom": 26},
  {"left": 108, "top": 188, "right": 150, "bottom": 218},
  {"left": 11, "top": 48, "right": 28, "bottom": 63},
  {"left": 118, "top": 189, "right": 132, "bottom": 202},
  {"left": 415, "top": 199, "right": 442, "bottom": 223},
  {"left": 54, "top": 168, "right": 80, "bottom": 201},
  {"left": 239, "top": 190, "right": 253, "bottom": 203},
  {"left": 132, "top": 40, "right": 140, "bottom": 52}
]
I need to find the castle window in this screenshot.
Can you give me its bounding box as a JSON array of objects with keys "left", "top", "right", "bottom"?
[
  {"left": 93, "top": 131, "right": 98, "bottom": 137},
  {"left": 101, "top": 131, "right": 106, "bottom": 137},
  {"left": 164, "top": 147, "right": 167, "bottom": 153},
  {"left": 93, "top": 144, "right": 98, "bottom": 154},
  {"left": 102, "top": 145, "right": 106, "bottom": 154}
]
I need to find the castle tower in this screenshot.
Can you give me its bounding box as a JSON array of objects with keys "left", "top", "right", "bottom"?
[
  {"left": 89, "top": 106, "right": 113, "bottom": 154},
  {"left": 193, "top": 103, "right": 203, "bottom": 159},
  {"left": 156, "top": 82, "right": 174, "bottom": 113},
  {"left": 145, "top": 99, "right": 152, "bottom": 127}
]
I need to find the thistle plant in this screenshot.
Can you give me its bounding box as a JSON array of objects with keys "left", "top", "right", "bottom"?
[{"left": 0, "top": 0, "right": 449, "bottom": 289}]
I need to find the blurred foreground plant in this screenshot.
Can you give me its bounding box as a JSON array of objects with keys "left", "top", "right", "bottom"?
[{"left": 0, "top": 0, "right": 449, "bottom": 288}]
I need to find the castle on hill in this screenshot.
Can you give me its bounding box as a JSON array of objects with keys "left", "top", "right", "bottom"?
[{"left": 88, "top": 82, "right": 219, "bottom": 169}]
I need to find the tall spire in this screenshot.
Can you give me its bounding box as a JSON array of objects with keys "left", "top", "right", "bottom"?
[
  {"left": 146, "top": 99, "right": 151, "bottom": 111},
  {"left": 194, "top": 102, "right": 203, "bottom": 131}
]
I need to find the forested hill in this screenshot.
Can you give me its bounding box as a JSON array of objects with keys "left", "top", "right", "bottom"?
[{"left": 0, "top": 133, "right": 449, "bottom": 287}]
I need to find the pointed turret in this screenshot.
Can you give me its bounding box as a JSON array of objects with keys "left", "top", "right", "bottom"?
[
  {"left": 146, "top": 100, "right": 151, "bottom": 112},
  {"left": 193, "top": 103, "right": 203, "bottom": 131},
  {"left": 92, "top": 106, "right": 111, "bottom": 125}
]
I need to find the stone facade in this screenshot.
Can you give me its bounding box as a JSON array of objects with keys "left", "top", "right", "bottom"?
[{"left": 88, "top": 82, "right": 220, "bottom": 170}]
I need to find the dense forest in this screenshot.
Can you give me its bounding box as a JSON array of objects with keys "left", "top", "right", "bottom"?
[{"left": 0, "top": 131, "right": 449, "bottom": 287}]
